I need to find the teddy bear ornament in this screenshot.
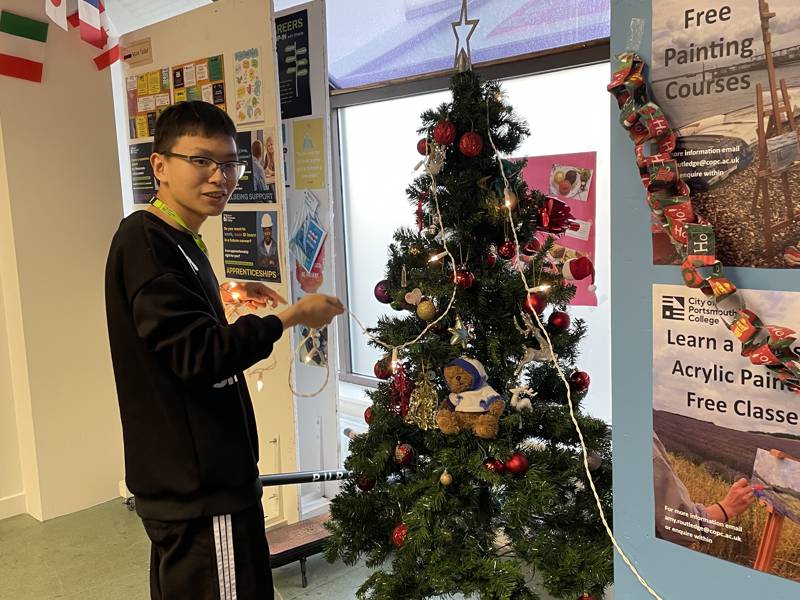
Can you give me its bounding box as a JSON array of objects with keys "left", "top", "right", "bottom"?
[{"left": 436, "top": 357, "right": 505, "bottom": 439}]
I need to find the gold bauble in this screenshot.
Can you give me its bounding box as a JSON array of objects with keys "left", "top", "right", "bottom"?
[
  {"left": 440, "top": 470, "right": 453, "bottom": 486},
  {"left": 416, "top": 299, "right": 436, "bottom": 321},
  {"left": 503, "top": 188, "right": 519, "bottom": 210}
]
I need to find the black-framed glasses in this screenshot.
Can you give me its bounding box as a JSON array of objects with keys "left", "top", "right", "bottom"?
[{"left": 161, "top": 152, "right": 247, "bottom": 181}]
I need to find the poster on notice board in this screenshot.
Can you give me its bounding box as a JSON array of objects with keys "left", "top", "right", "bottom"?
[{"left": 652, "top": 283, "right": 800, "bottom": 583}]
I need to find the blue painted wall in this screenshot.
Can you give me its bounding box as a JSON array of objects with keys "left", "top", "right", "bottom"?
[{"left": 611, "top": 1, "right": 800, "bottom": 598}]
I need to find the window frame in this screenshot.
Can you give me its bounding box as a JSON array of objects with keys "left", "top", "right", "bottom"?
[{"left": 330, "top": 38, "right": 611, "bottom": 387}]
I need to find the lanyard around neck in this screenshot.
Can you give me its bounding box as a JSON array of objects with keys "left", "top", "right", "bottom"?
[{"left": 149, "top": 197, "right": 208, "bottom": 255}]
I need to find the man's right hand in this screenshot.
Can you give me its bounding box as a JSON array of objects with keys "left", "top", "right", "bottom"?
[{"left": 279, "top": 295, "right": 344, "bottom": 330}]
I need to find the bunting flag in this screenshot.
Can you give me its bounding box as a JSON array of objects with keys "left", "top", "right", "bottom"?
[
  {"left": 45, "top": 0, "right": 68, "bottom": 31},
  {"left": 0, "top": 11, "right": 48, "bottom": 83},
  {"left": 92, "top": 1, "right": 118, "bottom": 70},
  {"left": 77, "top": 0, "right": 106, "bottom": 49}
]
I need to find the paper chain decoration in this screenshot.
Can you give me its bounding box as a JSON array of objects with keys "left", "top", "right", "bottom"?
[{"left": 608, "top": 52, "right": 800, "bottom": 392}]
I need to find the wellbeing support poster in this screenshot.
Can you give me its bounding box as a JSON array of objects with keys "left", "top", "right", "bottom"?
[{"left": 652, "top": 284, "right": 800, "bottom": 583}]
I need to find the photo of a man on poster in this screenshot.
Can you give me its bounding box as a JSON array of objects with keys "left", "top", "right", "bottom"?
[{"left": 257, "top": 212, "right": 279, "bottom": 272}]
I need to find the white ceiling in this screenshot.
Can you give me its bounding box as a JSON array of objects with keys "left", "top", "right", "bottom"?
[{"left": 106, "top": 0, "right": 213, "bottom": 35}]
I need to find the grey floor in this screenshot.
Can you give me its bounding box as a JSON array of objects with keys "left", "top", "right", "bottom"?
[{"left": 0, "top": 500, "right": 585, "bottom": 599}]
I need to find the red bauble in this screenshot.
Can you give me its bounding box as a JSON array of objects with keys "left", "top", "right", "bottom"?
[
  {"left": 394, "top": 443, "right": 415, "bottom": 466},
  {"left": 522, "top": 238, "right": 541, "bottom": 256},
  {"left": 416, "top": 138, "right": 428, "bottom": 156},
  {"left": 569, "top": 370, "right": 591, "bottom": 392},
  {"left": 504, "top": 452, "right": 530, "bottom": 477},
  {"left": 486, "top": 252, "right": 498, "bottom": 268},
  {"left": 455, "top": 269, "right": 475, "bottom": 289},
  {"left": 483, "top": 457, "right": 505, "bottom": 474},
  {"left": 391, "top": 523, "right": 408, "bottom": 549},
  {"left": 523, "top": 292, "right": 547, "bottom": 315},
  {"left": 374, "top": 359, "right": 392, "bottom": 380},
  {"left": 364, "top": 406, "right": 374, "bottom": 424},
  {"left": 356, "top": 475, "right": 375, "bottom": 491},
  {"left": 548, "top": 311, "right": 571, "bottom": 331},
  {"left": 498, "top": 240, "right": 516, "bottom": 260},
  {"left": 459, "top": 131, "right": 484, "bottom": 157},
  {"left": 433, "top": 120, "right": 456, "bottom": 145}
]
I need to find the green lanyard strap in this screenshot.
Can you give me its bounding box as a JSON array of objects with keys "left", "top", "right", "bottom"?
[{"left": 149, "top": 197, "right": 208, "bottom": 255}]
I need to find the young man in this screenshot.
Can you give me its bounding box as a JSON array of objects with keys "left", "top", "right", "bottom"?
[{"left": 105, "top": 101, "right": 343, "bottom": 599}]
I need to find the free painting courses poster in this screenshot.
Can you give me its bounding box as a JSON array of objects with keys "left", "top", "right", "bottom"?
[
  {"left": 651, "top": 0, "right": 800, "bottom": 268},
  {"left": 653, "top": 284, "right": 800, "bottom": 583}
]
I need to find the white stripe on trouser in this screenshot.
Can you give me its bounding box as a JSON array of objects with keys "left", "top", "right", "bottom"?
[{"left": 213, "top": 515, "right": 238, "bottom": 600}]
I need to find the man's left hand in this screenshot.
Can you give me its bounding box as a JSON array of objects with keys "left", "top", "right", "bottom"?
[{"left": 221, "top": 281, "right": 287, "bottom": 310}]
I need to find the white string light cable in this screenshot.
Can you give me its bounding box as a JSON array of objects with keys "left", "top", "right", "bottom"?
[{"left": 486, "top": 98, "right": 662, "bottom": 600}]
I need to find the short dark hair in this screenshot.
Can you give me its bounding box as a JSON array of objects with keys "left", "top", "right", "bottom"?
[{"left": 153, "top": 101, "right": 236, "bottom": 153}]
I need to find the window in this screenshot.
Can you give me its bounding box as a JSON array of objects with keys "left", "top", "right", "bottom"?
[
  {"left": 335, "top": 62, "right": 611, "bottom": 423},
  {"left": 274, "top": 0, "right": 610, "bottom": 90}
]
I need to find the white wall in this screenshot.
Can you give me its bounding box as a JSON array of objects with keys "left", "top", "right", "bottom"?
[
  {"left": 119, "top": 0, "right": 300, "bottom": 527},
  {"left": 0, "top": 128, "right": 24, "bottom": 517},
  {"left": 0, "top": 0, "right": 125, "bottom": 520}
]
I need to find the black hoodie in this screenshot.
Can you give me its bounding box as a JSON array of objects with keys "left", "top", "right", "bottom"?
[{"left": 105, "top": 210, "right": 283, "bottom": 520}]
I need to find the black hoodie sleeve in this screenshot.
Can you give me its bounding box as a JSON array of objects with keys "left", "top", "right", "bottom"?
[{"left": 131, "top": 271, "right": 283, "bottom": 386}]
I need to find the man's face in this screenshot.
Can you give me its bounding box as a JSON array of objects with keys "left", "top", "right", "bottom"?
[
  {"left": 262, "top": 226, "right": 273, "bottom": 244},
  {"left": 152, "top": 134, "right": 238, "bottom": 219}
]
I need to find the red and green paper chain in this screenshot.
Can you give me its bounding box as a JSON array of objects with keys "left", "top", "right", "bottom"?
[{"left": 608, "top": 52, "right": 800, "bottom": 392}]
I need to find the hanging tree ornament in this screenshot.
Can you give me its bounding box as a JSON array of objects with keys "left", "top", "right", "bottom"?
[
  {"left": 391, "top": 523, "right": 408, "bottom": 549},
  {"left": 448, "top": 314, "right": 475, "bottom": 348},
  {"left": 434, "top": 120, "right": 456, "bottom": 145},
  {"left": 404, "top": 288, "right": 423, "bottom": 306},
  {"left": 498, "top": 240, "right": 516, "bottom": 260},
  {"left": 451, "top": 0, "right": 478, "bottom": 72},
  {"left": 389, "top": 364, "right": 413, "bottom": 417},
  {"left": 569, "top": 370, "right": 591, "bottom": 393},
  {"left": 404, "top": 366, "right": 439, "bottom": 430},
  {"left": 454, "top": 269, "right": 475, "bottom": 289},
  {"left": 356, "top": 475, "right": 376, "bottom": 492},
  {"left": 509, "top": 386, "right": 536, "bottom": 411},
  {"left": 439, "top": 469, "right": 453, "bottom": 486},
  {"left": 364, "top": 406, "right": 374, "bottom": 424},
  {"left": 416, "top": 138, "right": 428, "bottom": 156},
  {"left": 394, "top": 442, "right": 416, "bottom": 466},
  {"left": 483, "top": 457, "right": 505, "bottom": 474},
  {"left": 459, "top": 131, "right": 484, "bottom": 157},
  {"left": 548, "top": 310, "right": 571, "bottom": 332},
  {"left": 416, "top": 298, "right": 437, "bottom": 321},
  {"left": 504, "top": 451, "right": 530, "bottom": 477},
  {"left": 374, "top": 280, "right": 392, "bottom": 304}
]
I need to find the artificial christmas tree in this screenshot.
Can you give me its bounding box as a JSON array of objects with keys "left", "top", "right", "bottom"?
[{"left": 324, "top": 64, "right": 612, "bottom": 600}]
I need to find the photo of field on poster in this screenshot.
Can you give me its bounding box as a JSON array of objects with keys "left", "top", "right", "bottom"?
[
  {"left": 651, "top": 0, "right": 800, "bottom": 267},
  {"left": 652, "top": 284, "right": 800, "bottom": 583}
]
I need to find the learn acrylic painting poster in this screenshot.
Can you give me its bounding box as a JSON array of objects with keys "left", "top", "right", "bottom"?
[
  {"left": 652, "top": 284, "right": 800, "bottom": 583},
  {"left": 519, "top": 152, "right": 597, "bottom": 306}
]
